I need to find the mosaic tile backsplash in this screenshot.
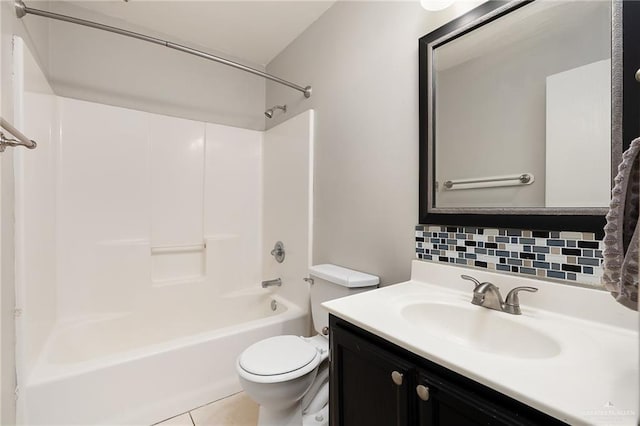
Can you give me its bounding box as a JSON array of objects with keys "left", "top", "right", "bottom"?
[{"left": 415, "top": 225, "right": 604, "bottom": 286}]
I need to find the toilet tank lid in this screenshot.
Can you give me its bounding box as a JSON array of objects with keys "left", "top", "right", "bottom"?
[{"left": 309, "top": 264, "right": 379, "bottom": 288}]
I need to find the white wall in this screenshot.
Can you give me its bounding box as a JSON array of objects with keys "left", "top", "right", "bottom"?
[
  {"left": 150, "top": 116, "right": 205, "bottom": 282},
  {"left": 55, "top": 98, "right": 263, "bottom": 319},
  {"left": 12, "top": 36, "right": 57, "bottom": 405},
  {"left": 0, "top": 5, "right": 16, "bottom": 422},
  {"left": 40, "top": 2, "right": 266, "bottom": 130},
  {"left": 0, "top": 2, "right": 50, "bottom": 423},
  {"left": 204, "top": 122, "right": 263, "bottom": 295},
  {"left": 57, "top": 97, "right": 151, "bottom": 317},
  {"left": 263, "top": 110, "right": 314, "bottom": 320},
  {"left": 265, "top": 1, "right": 481, "bottom": 285}
]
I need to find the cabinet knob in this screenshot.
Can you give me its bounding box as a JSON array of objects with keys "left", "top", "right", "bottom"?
[
  {"left": 391, "top": 371, "right": 403, "bottom": 386},
  {"left": 636, "top": 68, "right": 640, "bottom": 83},
  {"left": 416, "top": 385, "right": 430, "bottom": 401}
]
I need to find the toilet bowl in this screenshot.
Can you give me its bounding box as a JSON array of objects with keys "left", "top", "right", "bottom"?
[
  {"left": 237, "top": 335, "right": 329, "bottom": 426},
  {"left": 236, "top": 264, "right": 379, "bottom": 426}
]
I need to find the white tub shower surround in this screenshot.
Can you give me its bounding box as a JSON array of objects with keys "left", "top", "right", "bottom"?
[{"left": 13, "top": 38, "right": 314, "bottom": 425}]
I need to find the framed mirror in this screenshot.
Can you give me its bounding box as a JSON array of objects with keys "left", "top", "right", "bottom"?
[{"left": 419, "top": 0, "right": 639, "bottom": 237}]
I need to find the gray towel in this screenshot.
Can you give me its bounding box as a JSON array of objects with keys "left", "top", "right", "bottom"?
[{"left": 602, "top": 138, "right": 639, "bottom": 310}]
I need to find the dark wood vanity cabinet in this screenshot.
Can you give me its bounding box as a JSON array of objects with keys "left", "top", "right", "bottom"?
[
  {"left": 414, "top": 369, "right": 536, "bottom": 426},
  {"left": 329, "top": 319, "right": 412, "bottom": 426},
  {"left": 329, "top": 315, "right": 567, "bottom": 426}
]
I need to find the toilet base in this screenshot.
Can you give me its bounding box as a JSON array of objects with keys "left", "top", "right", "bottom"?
[
  {"left": 257, "top": 403, "right": 328, "bottom": 426},
  {"left": 257, "top": 402, "right": 302, "bottom": 426},
  {"left": 302, "top": 404, "right": 329, "bottom": 426}
]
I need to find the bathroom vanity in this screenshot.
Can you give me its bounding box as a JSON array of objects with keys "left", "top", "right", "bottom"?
[
  {"left": 324, "top": 261, "right": 638, "bottom": 426},
  {"left": 329, "top": 316, "right": 564, "bottom": 426}
]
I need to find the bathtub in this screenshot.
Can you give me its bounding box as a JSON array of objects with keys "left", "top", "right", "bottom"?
[{"left": 21, "top": 288, "right": 307, "bottom": 425}]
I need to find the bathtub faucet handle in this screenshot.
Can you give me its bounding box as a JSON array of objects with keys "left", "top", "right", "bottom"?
[{"left": 270, "top": 241, "right": 285, "bottom": 263}]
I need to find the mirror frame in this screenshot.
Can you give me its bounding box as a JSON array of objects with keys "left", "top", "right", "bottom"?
[{"left": 418, "top": 0, "right": 635, "bottom": 238}]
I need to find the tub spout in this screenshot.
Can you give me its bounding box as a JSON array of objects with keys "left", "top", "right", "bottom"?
[{"left": 262, "top": 278, "right": 282, "bottom": 288}]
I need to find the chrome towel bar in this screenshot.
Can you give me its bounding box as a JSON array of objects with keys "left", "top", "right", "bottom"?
[
  {"left": 443, "top": 173, "right": 534, "bottom": 190},
  {"left": 0, "top": 117, "right": 37, "bottom": 152}
]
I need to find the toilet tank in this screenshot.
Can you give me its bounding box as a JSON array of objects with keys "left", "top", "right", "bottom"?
[{"left": 309, "top": 264, "right": 379, "bottom": 336}]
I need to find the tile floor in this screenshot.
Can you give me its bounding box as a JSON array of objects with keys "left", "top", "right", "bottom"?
[{"left": 154, "top": 392, "right": 258, "bottom": 426}]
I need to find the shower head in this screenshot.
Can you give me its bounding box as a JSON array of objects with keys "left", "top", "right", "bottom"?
[{"left": 264, "top": 104, "right": 287, "bottom": 119}]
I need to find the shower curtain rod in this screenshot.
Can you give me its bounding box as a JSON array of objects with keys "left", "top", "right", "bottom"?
[
  {"left": 14, "top": 0, "right": 312, "bottom": 98},
  {"left": 0, "top": 117, "right": 37, "bottom": 152}
]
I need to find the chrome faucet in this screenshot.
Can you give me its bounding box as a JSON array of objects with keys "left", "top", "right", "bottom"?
[
  {"left": 261, "top": 278, "right": 282, "bottom": 288},
  {"left": 461, "top": 275, "right": 537, "bottom": 315}
]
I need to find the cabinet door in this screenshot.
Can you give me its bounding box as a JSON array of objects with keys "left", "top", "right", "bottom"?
[
  {"left": 330, "top": 323, "right": 414, "bottom": 426},
  {"left": 416, "top": 370, "right": 544, "bottom": 426}
]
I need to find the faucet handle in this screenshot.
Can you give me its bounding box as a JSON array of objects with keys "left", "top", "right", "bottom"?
[
  {"left": 504, "top": 286, "right": 538, "bottom": 314},
  {"left": 461, "top": 274, "right": 482, "bottom": 288}
]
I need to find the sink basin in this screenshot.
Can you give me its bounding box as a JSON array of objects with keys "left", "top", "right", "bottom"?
[{"left": 401, "top": 302, "right": 561, "bottom": 359}]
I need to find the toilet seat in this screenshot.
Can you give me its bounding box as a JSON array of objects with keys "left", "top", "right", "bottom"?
[{"left": 237, "top": 335, "right": 323, "bottom": 384}]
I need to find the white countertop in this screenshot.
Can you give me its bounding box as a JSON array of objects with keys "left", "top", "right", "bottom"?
[{"left": 323, "top": 260, "right": 639, "bottom": 425}]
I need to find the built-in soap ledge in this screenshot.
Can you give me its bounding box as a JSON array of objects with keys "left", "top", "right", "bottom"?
[
  {"left": 150, "top": 243, "right": 206, "bottom": 254},
  {"left": 151, "top": 242, "right": 206, "bottom": 284}
]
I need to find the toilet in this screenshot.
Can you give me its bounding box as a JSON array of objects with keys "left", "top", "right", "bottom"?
[{"left": 236, "top": 264, "right": 379, "bottom": 426}]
